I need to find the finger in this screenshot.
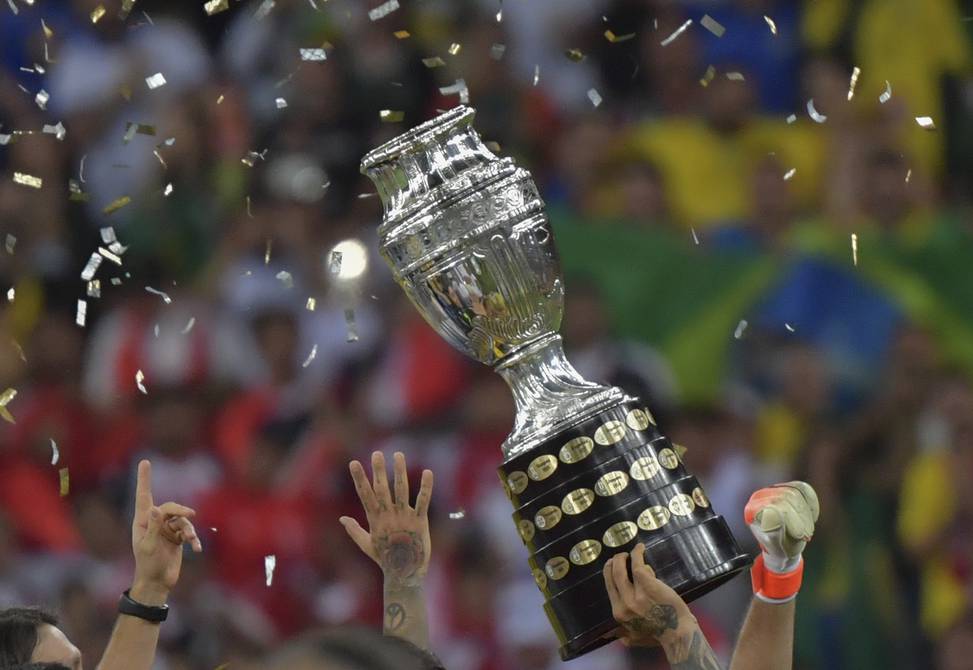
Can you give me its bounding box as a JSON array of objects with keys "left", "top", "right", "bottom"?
[
  {"left": 371, "top": 452, "right": 392, "bottom": 509},
  {"left": 393, "top": 452, "right": 409, "bottom": 509},
  {"left": 339, "top": 516, "right": 377, "bottom": 562},
  {"left": 156, "top": 502, "right": 197, "bottom": 519},
  {"left": 135, "top": 460, "right": 153, "bottom": 520},
  {"left": 603, "top": 558, "right": 626, "bottom": 620},
  {"left": 167, "top": 517, "right": 203, "bottom": 552},
  {"left": 349, "top": 460, "right": 379, "bottom": 516},
  {"left": 630, "top": 543, "right": 656, "bottom": 589},
  {"left": 611, "top": 552, "right": 637, "bottom": 611},
  {"left": 415, "top": 469, "right": 434, "bottom": 518}
]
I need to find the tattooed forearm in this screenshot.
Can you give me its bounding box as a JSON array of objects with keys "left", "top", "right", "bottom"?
[
  {"left": 375, "top": 530, "right": 425, "bottom": 588},
  {"left": 384, "top": 602, "right": 406, "bottom": 633},
  {"left": 624, "top": 604, "right": 679, "bottom": 637},
  {"left": 667, "top": 629, "right": 723, "bottom": 670}
]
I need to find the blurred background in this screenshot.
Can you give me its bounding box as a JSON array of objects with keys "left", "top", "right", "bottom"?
[{"left": 1, "top": 0, "right": 973, "bottom": 668}]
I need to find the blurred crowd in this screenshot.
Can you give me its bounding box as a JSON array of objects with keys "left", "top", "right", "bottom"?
[{"left": 1, "top": 0, "right": 973, "bottom": 668}]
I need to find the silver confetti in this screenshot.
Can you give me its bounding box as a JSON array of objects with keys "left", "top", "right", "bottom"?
[
  {"left": 275, "top": 97, "right": 288, "bottom": 109},
  {"left": 700, "top": 15, "right": 725, "bottom": 37},
  {"left": 734, "top": 319, "right": 748, "bottom": 339},
  {"left": 763, "top": 15, "right": 777, "bottom": 35},
  {"left": 299, "top": 48, "right": 327, "bottom": 61},
  {"left": 785, "top": 323, "right": 795, "bottom": 332},
  {"left": 81, "top": 253, "right": 103, "bottom": 281},
  {"left": 660, "top": 19, "right": 692, "bottom": 47},
  {"left": 490, "top": 43, "right": 506, "bottom": 60},
  {"left": 367, "top": 0, "right": 398, "bottom": 21},
  {"left": 851, "top": 233, "right": 858, "bottom": 266},
  {"left": 915, "top": 116, "right": 936, "bottom": 130},
  {"left": 532, "top": 64, "right": 540, "bottom": 86},
  {"left": 275, "top": 271, "right": 294, "bottom": 288},
  {"left": 439, "top": 79, "right": 469, "bottom": 104},
  {"left": 806, "top": 98, "right": 827, "bottom": 123},
  {"left": 50, "top": 439, "right": 59, "bottom": 465},
  {"left": 691, "top": 227, "right": 700, "bottom": 245},
  {"left": 344, "top": 308, "right": 359, "bottom": 342},
  {"left": 301, "top": 344, "right": 318, "bottom": 368},
  {"left": 42, "top": 122, "right": 66, "bottom": 141},
  {"left": 4, "top": 234, "right": 15, "bottom": 254},
  {"left": 587, "top": 88, "right": 603, "bottom": 107},
  {"left": 163, "top": 182, "right": 173, "bottom": 197},
  {"left": 253, "top": 0, "right": 274, "bottom": 19},
  {"left": 879, "top": 80, "right": 892, "bottom": 104},
  {"left": 783, "top": 167, "right": 796, "bottom": 181},
  {"left": 76, "top": 300, "right": 87, "bottom": 327},
  {"left": 145, "top": 72, "right": 167, "bottom": 89},
  {"left": 135, "top": 369, "right": 147, "bottom": 394},
  {"left": 181, "top": 317, "right": 196, "bottom": 334},
  {"left": 145, "top": 287, "right": 172, "bottom": 304},
  {"left": 449, "top": 509, "right": 466, "bottom": 520},
  {"left": 265, "top": 554, "right": 276, "bottom": 586},
  {"left": 98, "top": 247, "right": 123, "bottom": 265},
  {"left": 847, "top": 66, "right": 861, "bottom": 101},
  {"left": 34, "top": 89, "right": 49, "bottom": 110},
  {"left": 6, "top": 288, "right": 14, "bottom": 302},
  {"left": 786, "top": 114, "right": 797, "bottom": 124}
]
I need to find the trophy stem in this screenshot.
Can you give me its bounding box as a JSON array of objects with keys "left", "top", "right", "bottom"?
[{"left": 494, "top": 334, "right": 626, "bottom": 459}]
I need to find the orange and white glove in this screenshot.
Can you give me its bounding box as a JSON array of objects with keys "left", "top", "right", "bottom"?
[{"left": 744, "top": 481, "right": 819, "bottom": 604}]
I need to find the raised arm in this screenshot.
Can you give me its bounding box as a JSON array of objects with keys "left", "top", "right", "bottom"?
[
  {"left": 341, "top": 451, "right": 434, "bottom": 651},
  {"left": 97, "top": 460, "right": 202, "bottom": 670},
  {"left": 729, "top": 481, "right": 819, "bottom": 670}
]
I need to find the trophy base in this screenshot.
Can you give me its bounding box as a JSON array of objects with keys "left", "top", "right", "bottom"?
[{"left": 497, "top": 400, "right": 753, "bottom": 662}]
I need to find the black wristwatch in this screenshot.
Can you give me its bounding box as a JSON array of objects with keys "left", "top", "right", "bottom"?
[{"left": 118, "top": 589, "right": 169, "bottom": 623}]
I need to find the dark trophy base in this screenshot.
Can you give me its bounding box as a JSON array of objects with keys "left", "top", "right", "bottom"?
[{"left": 498, "top": 400, "right": 752, "bottom": 661}]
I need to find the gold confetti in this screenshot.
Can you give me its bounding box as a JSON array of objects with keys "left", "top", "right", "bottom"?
[
  {"left": 145, "top": 72, "right": 167, "bottom": 89},
  {"left": 379, "top": 109, "right": 404, "bottom": 122},
  {"left": 783, "top": 167, "right": 796, "bottom": 180},
  {"left": 119, "top": 84, "right": 132, "bottom": 101},
  {"left": 763, "top": 15, "right": 777, "bottom": 35},
  {"left": 485, "top": 141, "right": 501, "bottom": 152},
  {"left": 905, "top": 168, "right": 912, "bottom": 183},
  {"left": 847, "top": 66, "right": 861, "bottom": 101},
  {"left": 13, "top": 172, "right": 42, "bottom": 189},
  {"left": 87, "top": 280, "right": 101, "bottom": 298},
  {"left": 59, "top": 468, "right": 69, "bottom": 497},
  {"left": 102, "top": 196, "right": 131, "bottom": 215},
  {"left": 204, "top": 0, "right": 229, "bottom": 15},
  {"left": 41, "top": 18, "right": 53, "bottom": 39},
  {"left": 393, "top": 30, "right": 410, "bottom": 39},
  {"left": 564, "top": 48, "right": 585, "bottom": 62},
  {"left": 700, "top": 15, "right": 725, "bottom": 37},
  {"left": 306, "top": 297, "right": 316, "bottom": 311},
  {"left": 700, "top": 65, "right": 716, "bottom": 87},
  {"left": 915, "top": 116, "right": 936, "bottom": 130},
  {"left": 660, "top": 19, "right": 692, "bottom": 46},
  {"left": 448, "top": 42, "right": 461, "bottom": 55},
  {"left": 422, "top": 56, "right": 446, "bottom": 68},
  {"left": 90, "top": 4, "right": 106, "bottom": 23},
  {"left": 0, "top": 388, "right": 16, "bottom": 424},
  {"left": 135, "top": 369, "right": 148, "bottom": 394},
  {"left": 604, "top": 29, "right": 635, "bottom": 43},
  {"left": 118, "top": 0, "right": 136, "bottom": 19},
  {"left": 11, "top": 340, "right": 26, "bottom": 363},
  {"left": 851, "top": 233, "right": 858, "bottom": 266}
]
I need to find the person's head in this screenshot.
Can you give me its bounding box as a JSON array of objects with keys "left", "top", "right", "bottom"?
[
  {"left": 266, "top": 627, "right": 444, "bottom": 670},
  {"left": 0, "top": 608, "right": 81, "bottom": 670}
]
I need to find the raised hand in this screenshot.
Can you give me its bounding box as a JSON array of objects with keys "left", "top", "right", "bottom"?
[
  {"left": 131, "top": 460, "right": 202, "bottom": 604},
  {"left": 341, "top": 451, "right": 433, "bottom": 647}
]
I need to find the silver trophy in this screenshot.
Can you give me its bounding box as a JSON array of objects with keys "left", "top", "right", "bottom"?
[{"left": 362, "top": 106, "right": 749, "bottom": 660}]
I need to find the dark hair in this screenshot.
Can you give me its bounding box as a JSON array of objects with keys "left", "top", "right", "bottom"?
[
  {"left": 269, "top": 628, "right": 446, "bottom": 670},
  {"left": 10, "top": 664, "right": 72, "bottom": 670},
  {"left": 0, "top": 608, "right": 58, "bottom": 666}
]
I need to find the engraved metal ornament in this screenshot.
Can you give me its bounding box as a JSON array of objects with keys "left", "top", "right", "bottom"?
[{"left": 362, "top": 106, "right": 628, "bottom": 458}]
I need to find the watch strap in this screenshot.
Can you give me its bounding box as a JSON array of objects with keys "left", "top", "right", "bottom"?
[{"left": 118, "top": 589, "right": 169, "bottom": 623}]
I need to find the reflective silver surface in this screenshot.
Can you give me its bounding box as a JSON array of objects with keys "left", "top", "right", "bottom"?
[{"left": 362, "top": 106, "right": 627, "bottom": 457}]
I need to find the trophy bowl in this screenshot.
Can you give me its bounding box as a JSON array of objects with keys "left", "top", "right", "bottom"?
[{"left": 362, "top": 106, "right": 752, "bottom": 660}]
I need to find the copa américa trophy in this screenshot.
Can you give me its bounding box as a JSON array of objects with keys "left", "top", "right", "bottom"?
[{"left": 361, "top": 106, "right": 751, "bottom": 660}]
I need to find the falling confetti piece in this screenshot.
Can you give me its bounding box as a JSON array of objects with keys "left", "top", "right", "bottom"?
[
  {"left": 4, "top": 235, "right": 15, "bottom": 254},
  {"left": 102, "top": 196, "right": 132, "bottom": 216},
  {"left": 0, "top": 388, "right": 16, "bottom": 424},
  {"left": 783, "top": 167, "right": 796, "bottom": 181},
  {"left": 725, "top": 71, "right": 745, "bottom": 81},
  {"left": 328, "top": 251, "right": 343, "bottom": 277},
  {"left": 41, "top": 18, "right": 53, "bottom": 38},
  {"left": 439, "top": 79, "right": 469, "bottom": 103},
  {"left": 345, "top": 308, "right": 359, "bottom": 342},
  {"left": 700, "top": 15, "right": 725, "bottom": 37},
  {"left": 604, "top": 29, "right": 635, "bottom": 43},
  {"left": 145, "top": 73, "right": 167, "bottom": 89},
  {"left": 393, "top": 30, "right": 410, "bottom": 39},
  {"left": 13, "top": 173, "right": 42, "bottom": 189},
  {"left": 76, "top": 300, "right": 87, "bottom": 327},
  {"left": 691, "top": 227, "right": 700, "bottom": 245},
  {"left": 763, "top": 15, "right": 777, "bottom": 35},
  {"left": 275, "top": 97, "right": 287, "bottom": 109},
  {"left": 660, "top": 19, "right": 692, "bottom": 46},
  {"left": 34, "top": 89, "right": 49, "bottom": 110},
  {"left": 734, "top": 320, "right": 748, "bottom": 339},
  {"left": 699, "top": 65, "right": 716, "bottom": 87},
  {"left": 448, "top": 42, "right": 461, "bottom": 55},
  {"left": 587, "top": 88, "right": 602, "bottom": 107},
  {"left": 265, "top": 555, "right": 276, "bottom": 586},
  {"left": 489, "top": 43, "right": 506, "bottom": 60},
  {"left": 532, "top": 65, "right": 540, "bottom": 86},
  {"left": 90, "top": 4, "right": 106, "bottom": 23},
  {"left": 380, "top": 110, "right": 404, "bottom": 122},
  {"left": 135, "top": 369, "right": 147, "bottom": 394},
  {"left": 306, "top": 297, "right": 316, "bottom": 311},
  {"left": 42, "top": 122, "right": 66, "bottom": 141},
  {"left": 496, "top": 5, "right": 501, "bottom": 22},
  {"left": 905, "top": 168, "right": 912, "bottom": 183},
  {"left": 87, "top": 280, "right": 100, "bottom": 298},
  {"left": 59, "top": 468, "right": 69, "bottom": 497},
  {"left": 178, "top": 317, "right": 195, "bottom": 335},
  {"left": 11, "top": 340, "right": 25, "bottom": 363},
  {"left": 50, "top": 439, "right": 59, "bottom": 465},
  {"left": 422, "top": 56, "right": 446, "bottom": 68},
  {"left": 203, "top": 0, "right": 229, "bottom": 15},
  {"left": 253, "top": 0, "right": 274, "bottom": 19},
  {"left": 879, "top": 80, "right": 892, "bottom": 104},
  {"left": 81, "top": 255, "right": 103, "bottom": 286},
  {"left": 785, "top": 323, "right": 795, "bottom": 332},
  {"left": 276, "top": 271, "right": 294, "bottom": 288},
  {"left": 786, "top": 114, "right": 797, "bottom": 124},
  {"left": 6, "top": 288, "right": 13, "bottom": 302},
  {"left": 367, "top": 0, "right": 398, "bottom": 21},
  {"left": 6, "top": 0, "right": 18, "bottom": 16},
  {"left": 299, "top": 48, "right": 327, "bottom": 61},
  {"left": 98, "top": 247, "right": 122, "bottom": 265},
  {"left": 851, "top": 233, "right": 858, "bottom": 266},
  {"left": 806, "top": 98, "right": 827, "bottom": 123},
  {"left": 564, "top": 48, "right": 585, "bottom": 62},
  {"left": 145, "top": 286, "right": 172, "bottom": 303},
  {"left": 163, "top": 182, "right": 173, "bottom": 197},
  {"left": 846, "top": 66, "right": 861, "bottom": 101},
  {"left": 449, "top": 509, "right": 466, "bottom": 520},
  {"left": 915, "top": 116, "right": 936, "bottom": 130},
  {"left": 118, "top": 0, "right": 136, "bottom": 19},
  {"left": 302, "top": 344, "right": 318, "bottom": 368}
]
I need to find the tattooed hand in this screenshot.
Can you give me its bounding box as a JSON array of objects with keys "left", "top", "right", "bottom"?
[
  {"left": 603, "top": 544, "right": 723, "bottom": 668},
  {"left": 341, "top": 452, "right": 434, "bottom": 648}
]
